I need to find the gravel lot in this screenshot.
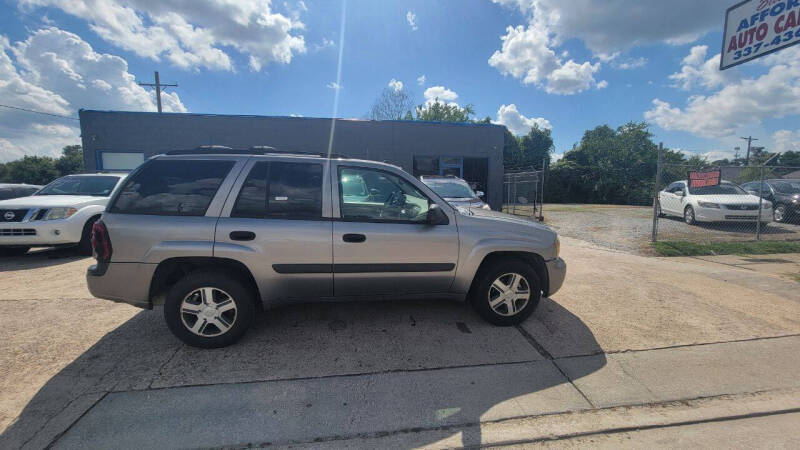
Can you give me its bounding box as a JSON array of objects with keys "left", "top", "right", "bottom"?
[{"left": 536, "top": 204, "right": 800, "bottom": 254}]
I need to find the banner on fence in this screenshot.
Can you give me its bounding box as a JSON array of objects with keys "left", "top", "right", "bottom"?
[{"left": 687, "top": 169, "right": 722, "bottom": 188}]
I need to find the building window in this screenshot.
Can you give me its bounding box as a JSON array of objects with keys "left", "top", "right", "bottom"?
[
  {"left": 100, "top": 152, "right": 145, "bottom": 171},
  {"left": 413, "top": 156, "right": 439, "bottom": 177}
]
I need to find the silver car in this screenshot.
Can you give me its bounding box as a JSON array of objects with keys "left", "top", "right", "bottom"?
[
  {"left": 87, "top": 149, "right": 566, "bottom": 348},
  {"left": 420, "top": 175, "right": 491, "bottom": 210}
]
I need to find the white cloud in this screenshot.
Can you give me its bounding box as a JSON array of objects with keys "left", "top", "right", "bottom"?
[
  {"left": 417, "top": 74, "right": 426, "bottom": 86},
  {"left": 423, "top": 85, "right": 458, "bottom": 105},
  {"left": 313, "top": 37, "right": 334, "bottom": 52},
  {"left": 492, "top": 0, "right": 730, "bottom": 54},
  {"left": 669, "top": 45, "right": 734, "bottom": 90},
  {"left": 645, "top": 62, "right": 800, "bottom": 138},
  {"left": 494, "top": 104, "right": 551, "bottom": 135},
  {"left": 774, "top": 130, "right": 800, "bottom": 153},
  {"left": 326, "top": 81, "right": 342, "bottom": 90},
  {"left": 0, "top": 27, "right": 186, "bottom": 161},
  {"left": 487, "top": 23, "right": 601, "bottom": 94},
  {"left": 614, "top": 56, "right": 647, "bottom": 70},
  {"left": 406, "top": 11, "right": 418, "bottom": 31},
  {"left": 388, "top": 78, "right": 403, "bottom": 92},
  {"left": 19, "top": 0, "right": 306, "bottom": 72},
  {"left": 596, "top": 80, "right": 608, "bottom": 89},
  {"left": 489, "top": 0, "right": 729, "bottom": 93}
]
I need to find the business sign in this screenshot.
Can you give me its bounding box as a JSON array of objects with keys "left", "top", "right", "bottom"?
[
  {"left": 721, "top": 0, "right": 800, "bottom": 69},
  {"left": 687, "top": 169, "right": 722, "bottom": 188}
]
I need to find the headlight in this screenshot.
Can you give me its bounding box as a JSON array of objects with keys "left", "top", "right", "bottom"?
[
  {"left": 481, "top": 204, "right": 491, "bottom": 210},
  {"left": 763, "top": 202, "right": 772, "bottom": 209},
  {"left": 43, "top": 207, "right": 78, "bottom": 220},
  {"left": 697, "top": 201, "right": 720, "bottom": 208}
]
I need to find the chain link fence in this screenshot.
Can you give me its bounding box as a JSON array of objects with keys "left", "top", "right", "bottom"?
[
  {"left": 652, "top": 162, "right": 800, "bottom": 245},
  {"left": 502, "top": 170, "right": 543, "bottom": 219}
]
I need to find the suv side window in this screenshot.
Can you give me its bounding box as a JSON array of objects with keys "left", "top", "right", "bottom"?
[
  {"left": 110, "top": 159, "right": 234, "bottom": 216},
  {"left": 231, "top": 161, "right": 323, "bottom": 220},
  {"left": 338, "top": 166, "right": 432, "bottom": 223}
]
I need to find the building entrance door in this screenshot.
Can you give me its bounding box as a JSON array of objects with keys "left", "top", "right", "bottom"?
[{"left": 439, "top": 157, "right": 463, "bottom": 178}]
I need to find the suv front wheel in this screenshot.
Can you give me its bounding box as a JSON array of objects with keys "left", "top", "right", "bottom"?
[
  {"left": 164, "top": 271, "right": 255, "bottom": 348},
  {"left": 470, "top": 260, "right": 541, "bottom": 326}
]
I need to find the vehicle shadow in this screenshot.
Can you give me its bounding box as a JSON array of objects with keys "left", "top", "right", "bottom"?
[
  {"left": 0, "top": 298, "right": 605, "bottom": 449},
  {"left": 0, "top": 247, "right": 87, "bottom": 272}
]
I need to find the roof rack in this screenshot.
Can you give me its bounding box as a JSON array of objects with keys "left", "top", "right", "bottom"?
[{"left": 163, "top": 145, "right": 351, "bottom": 159}]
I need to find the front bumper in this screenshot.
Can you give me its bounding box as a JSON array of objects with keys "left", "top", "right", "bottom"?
[
  {"left": 0, "top": 219, "right": 84, "bottom": 246},
  {"left": 695, "top": 206, "right": 772, "bottom": 223},
  {"left": 87, "top": 262, "right": 156, "bottom": 309},
  {"left": 545, "top": 257, "right": 566, "bottom": 296}
]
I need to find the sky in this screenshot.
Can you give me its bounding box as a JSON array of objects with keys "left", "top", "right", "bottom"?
[{"left": 1, "top": 0, "right": 800, "bottom": 163}]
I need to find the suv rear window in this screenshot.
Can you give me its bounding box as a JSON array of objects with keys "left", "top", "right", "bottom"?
[
  {"left": 231, "top": 161, "right": 323, "bottom": 219},
  {"left": 110, "top": 159, "right": 234, "bottom": 216}
]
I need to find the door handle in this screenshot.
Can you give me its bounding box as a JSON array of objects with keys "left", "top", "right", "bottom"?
[
  {"left": 229, "top": 231, "right": 256, "bottom": 241},
  {"left": 342, "top": 233, "right": 366, "bottom": 243}
]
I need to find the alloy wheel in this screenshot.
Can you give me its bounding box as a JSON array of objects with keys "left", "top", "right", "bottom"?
[
  {"left": 180, "top": 287, "right": 238, "bottom": 337},
  {"left": 488, "top": 273, "right": 530, "bottom": 317},
  {"left": 774, "top": 205, "right": 785, "bottom": 223}
]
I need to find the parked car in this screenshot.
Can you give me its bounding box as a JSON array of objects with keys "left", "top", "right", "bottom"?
[
  {"left": 0, "top": 183, "right": 43, "bottom": 201},
  {"left": 420, "top": 175, "right": 490, "bottom": 210},
  {"left": 740, "top": 179, "right": 800, "bottom": 223},
  {"left": 0, "top": 173, "right": 127, "bottom": 256},
  {"left": 86, "top": 149, "right": 565, "bottom": 348},
  {"left": 657, "top": 180, "right": 772, "bottom": 225}
]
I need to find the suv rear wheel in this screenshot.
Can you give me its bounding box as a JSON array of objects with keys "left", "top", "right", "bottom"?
[
  {"left": 470, "top": 259, "right": 541, "bottom": 326},
  {"left": 164, "top": 271, "right": 255, "bottom": 348}
]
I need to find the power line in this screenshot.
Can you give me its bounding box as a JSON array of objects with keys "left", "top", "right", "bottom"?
[{"left": 0, "top": 103, "right": 79, "bottom": 121}]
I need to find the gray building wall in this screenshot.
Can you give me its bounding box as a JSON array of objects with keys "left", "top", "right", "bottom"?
[{"left": 78, "top": 110, "right": 505, "bottom": 209}]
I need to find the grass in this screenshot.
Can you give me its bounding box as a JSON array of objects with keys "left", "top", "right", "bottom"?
[
  {"left": 652, "top": 240, "right": 800, "bottom": 257},
  {"left": 792, "top": 273, "right": 800, "bottom": 283}
]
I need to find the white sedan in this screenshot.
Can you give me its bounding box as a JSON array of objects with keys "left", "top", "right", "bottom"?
[
  {"left": 658, "top": 180, "right": 772, "bottom": 225},
  {"left": 0, "top": 173, "right": 126, "bottom": 256}
]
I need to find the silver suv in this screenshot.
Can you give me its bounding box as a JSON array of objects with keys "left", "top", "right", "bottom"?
[{"left": 87, "top": 149, "right": 566, "bottom": 348}]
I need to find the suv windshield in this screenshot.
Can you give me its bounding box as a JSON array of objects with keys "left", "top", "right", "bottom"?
[
  {"left": 424, "top": 179, "right": 477, "bottom": 199},
  {"left": 688, "top": 182, "right": 747, "bottom": 196},
  {"left": 772, "top": 181, "right": 800, "bottom": 194},
  {"left": 36, "top": 176, "right": 121, "bottom": 197}
]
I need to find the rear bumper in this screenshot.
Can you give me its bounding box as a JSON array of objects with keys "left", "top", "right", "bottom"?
[
  {"left": 545, "top": 257, "right": 566, "bottom": 296},
  {"left": 87, "top": 262, "right": 156, "bottom": 309}
]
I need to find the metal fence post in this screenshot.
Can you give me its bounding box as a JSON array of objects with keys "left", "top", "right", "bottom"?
[
  {"left": 651, "top": 142, "right": 664, "bottom": 243},
  {"left": 539, "top": 157, "right": 546, "bottom": 221},
  {"left": 512, "top": 173, "right": 517, "bottom": 215},
  {"left": 756, "top": 165, "right": 764, "bottom": 241}
]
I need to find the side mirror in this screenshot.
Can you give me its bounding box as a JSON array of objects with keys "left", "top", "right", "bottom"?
[
  {"left": 475, "top": 190, "right": 485, "bottom": 199},
  {"left": 427, "top": 204, "right": 449, "bottom": 225},
  {"left": 676, "top": 190, "right": 685, "bottom": 197},
  {"left": 746, "top": 190, "right": 759, "bottom": 196}
]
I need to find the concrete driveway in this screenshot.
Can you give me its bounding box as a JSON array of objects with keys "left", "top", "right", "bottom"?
[{"left": 1, "top": 239, "right": 799, "bottom": 448}]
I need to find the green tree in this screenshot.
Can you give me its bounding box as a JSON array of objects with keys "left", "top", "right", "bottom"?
[
  {"left": 778, "top": 150, "right": 800, "bottom": 167},
  {"left": 518, "top": 125, "right": 554, "bottom": 168},
  {"left": 415, "top": 99, "right": 475, "bottom": 122},
  {"left": 2, "top": 156, "right": 59, "bottom": 185},
  {"left": 56, "top": 145, "right": 84, "bottom": 176}
]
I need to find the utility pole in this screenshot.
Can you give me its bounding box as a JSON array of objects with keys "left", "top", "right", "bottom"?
[
  {"left": 740, "top": 136, "right": 758, "bottom": 166},
  {"left": 138, "top": 71, "right": 177, "bottom": 113}
]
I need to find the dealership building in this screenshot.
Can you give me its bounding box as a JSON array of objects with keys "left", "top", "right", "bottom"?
[{"left": 78, "top": 110, "right": 506, "bottom": 209}]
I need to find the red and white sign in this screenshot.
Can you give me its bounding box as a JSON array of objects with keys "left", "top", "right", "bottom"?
[
  {"left": 687, "top": 169, "right": 722, "bottom": 188},
  {"left": 721, "top": 0, "right": 800, "bottom": 70}
]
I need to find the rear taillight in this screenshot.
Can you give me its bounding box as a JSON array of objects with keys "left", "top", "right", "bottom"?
[{"left": 91, "top": 221, "right": 112, "bottom": 262}]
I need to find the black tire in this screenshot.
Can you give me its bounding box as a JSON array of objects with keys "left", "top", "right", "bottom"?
[
  {"left": 684, "top": 206, "right": 696, "bottom": 225},
  {"left": 0, "top": 246, "right": 30, "bottom": 257},
  {"left": 164, "top": 271, "right": 255, "bottom": 348},
  {"left": 470, "top": 259, "right": 542, "bottom": 326},
  {"left": 77, "top": 216, "right": 100, "bottom": 256},
  {"left": 773, "top": 204, "right": 787, "bottom": 223}
]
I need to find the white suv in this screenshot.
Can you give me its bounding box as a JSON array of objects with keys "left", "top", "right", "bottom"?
[
  {"left": 0, "top": 173, "right": 126, "bottom": 256},
  {"left": 658, "top": 180, "right": 772, "bottom": 225}
]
